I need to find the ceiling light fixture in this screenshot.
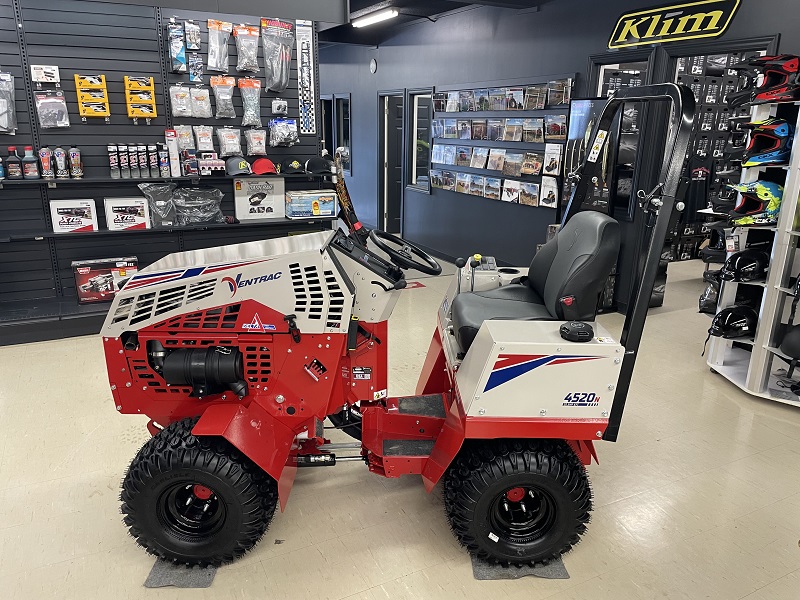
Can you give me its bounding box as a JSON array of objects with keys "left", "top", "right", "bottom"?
[{"left": 352, "top": 8, "right": 399, "bottom": 28}]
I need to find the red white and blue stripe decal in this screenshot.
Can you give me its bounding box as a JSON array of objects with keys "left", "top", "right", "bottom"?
[
  {"left": 483, "top": 354, "right": 601, "bottom": 392},
  {"left": 124, "top": 260, "right": 265, "bottom": 291}
]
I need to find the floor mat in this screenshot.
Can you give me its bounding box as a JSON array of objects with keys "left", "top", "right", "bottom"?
[
  {"left": 471, "top": 555, "right": 569, "bottom": 580},
  {"left": 144, "top": 560, "right": 217, "bottom": 588}
]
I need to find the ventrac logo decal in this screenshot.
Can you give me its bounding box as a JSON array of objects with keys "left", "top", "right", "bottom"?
[
  {"left": 222, "top": 271, "right": 282, "bottom": 297},
  {"left": 483, "top": 354, "right": 601, "bottom": 392},
  {"left": 242, "top": 314, "right": 277, "bottom": 332}
]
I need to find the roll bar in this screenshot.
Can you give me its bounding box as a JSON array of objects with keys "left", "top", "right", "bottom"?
[{"left": 562, "top": 83, "right": 695, "bottom": 442}]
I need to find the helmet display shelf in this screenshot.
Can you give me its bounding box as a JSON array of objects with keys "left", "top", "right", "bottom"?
[{"left": 707, "top": 100, "right": 800, "bottom": 407}]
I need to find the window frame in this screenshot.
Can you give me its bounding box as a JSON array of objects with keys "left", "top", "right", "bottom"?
[
  {"left": 404, "top": 87, "right": 433, "bottom": 194},
  {"left": 328, "top": 93, "right": 352, "bottom": 175}
]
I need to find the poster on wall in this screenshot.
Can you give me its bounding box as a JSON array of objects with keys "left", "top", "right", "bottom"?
[{"left": 296, "top": 20, "right": 316, "bottom": 135}]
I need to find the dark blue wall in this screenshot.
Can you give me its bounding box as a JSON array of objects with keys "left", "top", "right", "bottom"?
[{"left": 320, "top": 0, "right": 800, "bottom": 265}]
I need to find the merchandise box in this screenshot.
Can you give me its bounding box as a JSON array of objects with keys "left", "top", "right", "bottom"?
[
  {"left": 104, "top": 197, "right": 150, "bottom": 231},
  {"left": 285, "top": 191, "right": 337, "bottom": 219},
  {"left": 72, "top": 256, "right": 138, "bottom": 304},
  {"left": 234, "top": 178, "right": 286, "bottom": 221},
  {"left": 49, "top": 199, "right": 98, "bottom": 234}
]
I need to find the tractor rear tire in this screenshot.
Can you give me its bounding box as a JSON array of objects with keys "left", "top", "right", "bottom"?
[
  {"left": 443, "top": 439, "right": 591, "bottom": 566},
  {"left": 121, "top": 417, "right": 278, "bottom": 567}
]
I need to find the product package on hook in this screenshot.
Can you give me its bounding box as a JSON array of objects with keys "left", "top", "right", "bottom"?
[
  {"left": 269, "top": 118, "right": 299, "bottom": 147},
  {"left": 0, "top": 73, "right": 18, "bottom": 134},
  {"left": 173, "top": 186, "right": 225, "bottom": 225},
  {"left": 35, "top": 89, "right": 70, "bottom": 128},
  {"left": 217, "top": 127, "right": 243, "bottom": 157},
  {"left": 261, "top": 18, "right": 294, "bottom": 92},
  {"left": 207, "top": 20, "right": 233, "bottom": 73},
  {"left": 167, "top": 22, "right": 187, "bottom": 73},
  {"left": 190, "top": 87, "right": 213, "bottom": 118},
  {"left": 138, "top": 182, "right": 177, "bottom": 228},
  {"left": 233, "top": 25, "right": 260, "bottom": 73},
  {"left": 210, "top": 76, "right": 236, "bottom": 119},
  {"left": 169, "top": 85, "right": 192, "bottom": 117},
  {"left": 194, "top": 125, "right": 215, "bottom": 151},
  {"left": 189, "top": 53, "right": 203, "bottom": 83},
  {"left": 245, "top": 129, "right": 267, "bottom": 155},
  {"left": 184, "top": 20, "right": 201, "bottom": 51},
  {"left": 238, "top": 78, "right": 262, "bottom": 127},
  {"left": 174, "top": 125, "right": 195, "bottom": 151}
]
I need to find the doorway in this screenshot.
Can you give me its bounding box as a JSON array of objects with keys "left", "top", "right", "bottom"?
[
  {"left": 320, "top": 97, "right": 333, "bottom": 155},
  {"left": 378, "top": 93, "right": 403, "bottom": 233}
]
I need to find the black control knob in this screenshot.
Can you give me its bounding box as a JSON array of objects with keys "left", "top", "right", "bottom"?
[{"left": 455, "top": 257, "right": 467, "bottom": 268}]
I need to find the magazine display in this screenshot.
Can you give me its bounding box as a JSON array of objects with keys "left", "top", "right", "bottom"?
[
  {"left": 470, "top": 147, "right": 489, "bottom": 169},
  {"left": 545, "top": 114, "right": 567, "bottom": 141},
  {"left": 540, "top": 176, "right": 559, "bottom": 208},
  {"left": 475, "top": 89, "right": 490, "bottom": 111},
  {"left": 484, "top": 177, "right": 501, "bottom": 200},
  {"left": 486, "top": 149, "right": 506, "bottom": 171},
  {"left": 444, "top": 119, "right": 458, "bottom": 138},
  {"left": 506, "top": 87, "right": 524, "bottom": 110},
  {"left": 459, "top": 90, "right": 476, "bottom": 112},
  {"left": 502, "top": 179, "right": 521, "bottom": 203},
  {"left": 468, "top": 175, "right": 485, "bottom": 196},
  {"left": 471, "top": 119, "right": 487, "bottom": 140},
  {"left": 504, "top": 118, "right": 524, "bottom": 142},
  {"left": 455, "top": 173, "right": 470, "bottom": 193},
  {"left": 432, "top": 119, "right": 445, "bottom": 139},
  {"left": 502, "top": 152, "right": 524, "bottom": 177},
  {"left": 433, "top": 93, "right": 447, "bottom": 112},
  {"left": 489, "top": 88, "right": 506, "bottom": 111},
  {"left": 442, "top": 171, "right": 455, "bottom": 191},
  {"left": 487, "top": 119, "right": 504, "bottom": 141},
  {"left": 524, "top": 84, "right": 547, "bottom": 110},
  {"left": 458, "top": 119, "right": 472, "bottom": 139},
  {"left": 543, "top": 143, "right": 562, "bottom": 176},
  {"left": 446, "top": 91, "right": 459, "bottom": 112},
  {"left": 441, "top": 145, "right": 456, "bottom": 165},
  {"left": 455, "top": 146, "right": 472, "bottom": 167},
  {"left": 547, "top": 78, "right": 572, "bottom": 107},
  {"left": 430, "top": 169, "right": 443, "bottom": 188},
  {"left": 523, "top": 118, "right": 544, "bottom": 143},
  {"left": 521, "top": 152, "right": 543, "bottom": 175}
]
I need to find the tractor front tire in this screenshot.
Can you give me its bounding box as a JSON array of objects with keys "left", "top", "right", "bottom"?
[
  {"left": 444, "top": 439, "right": 591, "bottom": 566},
  {"left": 121, "top": 417, "right": 278, "bottom": 567}
]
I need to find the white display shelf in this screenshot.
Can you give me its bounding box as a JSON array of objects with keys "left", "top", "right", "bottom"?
[{"left": 712, "top": 347, "right": 800, "bottom": 407}]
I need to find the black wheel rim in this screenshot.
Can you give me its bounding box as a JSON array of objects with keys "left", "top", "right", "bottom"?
[
  {"left": 488, "top": 485, "right": 557, "bottom": 545},
  {"left": 157, "top": 482, "right": 227, "bottom": 541}
]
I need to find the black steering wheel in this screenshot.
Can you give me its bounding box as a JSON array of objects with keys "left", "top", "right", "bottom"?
[{"left": 368, "top": 229, "right": 442, "bottom": 276}]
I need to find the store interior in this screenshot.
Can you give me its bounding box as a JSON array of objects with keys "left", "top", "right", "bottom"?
[{"left": 1, "top": 0, "right": 800, "bottom": 598}]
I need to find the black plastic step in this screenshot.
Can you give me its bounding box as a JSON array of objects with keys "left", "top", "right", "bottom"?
[
  {"left": 397, "top": 394, "right": 446, "bottom": 418},
  {"left": 382, "top": 439, "right": 436, "bottom": 456}
]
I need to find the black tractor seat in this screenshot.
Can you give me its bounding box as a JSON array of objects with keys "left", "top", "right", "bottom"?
[{"left": 452, "top": 211, "right": 621, "bottom": 351}]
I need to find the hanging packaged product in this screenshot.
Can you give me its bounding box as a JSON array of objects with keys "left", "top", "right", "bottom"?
[
  {"left": 34, "top": 89, "right": 70, "bottom": 128},
  {"left": 138, "top": 182, "right": 177, "bottom": 228},
  {"left": 238, "top": 78, "right": 262, "bottom": 127},
  {"left": 210, "top": 76, "right": 236, "bottom": 119},
  {"left": 261, "top": 18, "right": 295, "bottom": 92},
  {"left": 184, "top": 20, "right": 200, "bottom": 50},
  {"left": 167, "top": 21, "right": 187, "bottom": 73},
  {"left": 193, "top": 125, "right": 215, "bottom": 151},
  {"left": 169, "top": 84, "right": 193, "bottom": 118},
  {"left": 74, "top": 74, "right": 110, "bottom": 118},
  {"left": 207, "top": 20, "right": 233, "bottom": 73},
  {"left": 245, "top": 128, "right": 267, "bottom": 155},
  {"left": 268, "top": 117, "right": 299, "bottom": 147},
  {"left": 271, "top": 98, "right": 288, "bottom": 115},
  {"left": 217, "top": 127, "right": 243, "bottom": 157},
  {"left": 124, "top": 76, "right": 157, "bottom": 122},
  {"left": 174, "top": 125, "right": 195, "bottom": 151},
  {"left": 189, "top": 53, "right": 203, "bottom": 83},
  {"left": 190, "top": 87, "right": 213, "bottom": 118},
  {"left": 0, "top": 72, "right": 17, "bottom": 134},
  {"left": 233, "top": 24, "right": 260, "bottom": 73}
]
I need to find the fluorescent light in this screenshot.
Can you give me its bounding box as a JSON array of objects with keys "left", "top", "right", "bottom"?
[{"left": 352, "top": 9, "right": 398, "bottom": 28}]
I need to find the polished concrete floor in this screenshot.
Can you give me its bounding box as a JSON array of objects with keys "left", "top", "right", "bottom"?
[{"left": 1, "top": 259, "right": 800, "bottom": 599}]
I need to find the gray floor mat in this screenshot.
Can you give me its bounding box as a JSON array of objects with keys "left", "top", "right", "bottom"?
[
  {"left": 471, "top": 555, "right": 569, "bottom": 580},
  {"left": 144, "top": 560, "right": 217, "bottom": 588}
]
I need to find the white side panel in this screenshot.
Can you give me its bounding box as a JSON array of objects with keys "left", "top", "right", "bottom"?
[
  {"left": 456, "top": 320, "right": 623, "bottom": 420},
  {"left": 333, "top": 250, "right": 401, "bottom": 323},
  {"left": 102, "top": 248, "right": 353, "bottom": 336}
]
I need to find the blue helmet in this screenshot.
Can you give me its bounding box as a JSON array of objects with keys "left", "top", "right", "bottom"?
[{"left": 742, "top": 118, "right": 794, "bottom": 167}]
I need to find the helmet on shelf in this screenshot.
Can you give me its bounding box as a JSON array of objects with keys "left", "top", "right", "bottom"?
[
  {"left": 726, "top": 180, "right": 784, "bottom": 226},
  {"left": 708, "top": 306, "right": 758, "bottom": 339},
  {"left": 720, "top": 249, "right": 770, "bottom": 282},
  {"left": 726, "top": 54, "right": 800, "bottom": 108},
  {"left": 742, "top": 118, "right": 794, "bottom": 167}
]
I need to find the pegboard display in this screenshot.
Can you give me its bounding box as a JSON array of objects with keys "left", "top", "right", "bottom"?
[{"left": 0, "top": 0, "right": 327, "bottom": 344}]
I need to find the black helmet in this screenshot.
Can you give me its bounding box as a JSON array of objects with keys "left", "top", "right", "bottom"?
[
  {"left": 709, "top": 306, "right": 758, "bottom": 339},
  {"left": 720, "top": 249, "right": 769, "bottom": 282},
  {"left": 726, "top": 54, "right": 800, "bottom": 109}
]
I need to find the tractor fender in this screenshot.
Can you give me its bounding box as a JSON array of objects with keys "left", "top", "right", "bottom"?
[
  {"left": 421, "top": 399, "right": 465, "bottom": 491},
  {"left": 193, "top": 402, "right": 297, "bottom": 511}
]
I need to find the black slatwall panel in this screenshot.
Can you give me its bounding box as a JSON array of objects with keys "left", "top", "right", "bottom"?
[{"left": 0, "top": 0, "right": 324, "bottom": 321}]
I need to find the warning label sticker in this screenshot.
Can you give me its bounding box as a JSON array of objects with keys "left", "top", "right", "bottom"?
[{"left": 352, "top": 367, "right": 372, "bottom": 380}]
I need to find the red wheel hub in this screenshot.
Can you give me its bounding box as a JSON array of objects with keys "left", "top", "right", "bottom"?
[
  {"left": 192, "top": 484, "right": 213, "bottom": 500},
  {"left": 506, "top": 487, "right": 526, "bottom": 502}
]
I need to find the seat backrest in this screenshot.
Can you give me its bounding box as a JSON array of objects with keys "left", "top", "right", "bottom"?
[{"left": 528, "top": 211, "right": 620, "bottom": 320}]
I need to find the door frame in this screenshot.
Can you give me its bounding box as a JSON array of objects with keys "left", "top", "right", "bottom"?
[{"left": 377, "top": 89, "right": 405, "bottom": 234}]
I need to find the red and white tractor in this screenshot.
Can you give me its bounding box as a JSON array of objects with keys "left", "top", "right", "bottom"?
[{"left": 103, "top": 84, "right": 694, "bottom": 567}]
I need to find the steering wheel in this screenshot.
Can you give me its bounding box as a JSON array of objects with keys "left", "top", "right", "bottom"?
[{"left": 368, "top": 229, "right": 442, "bottom": 276}]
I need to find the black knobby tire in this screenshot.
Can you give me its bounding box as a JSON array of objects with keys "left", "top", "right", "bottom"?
[
  {"left": 444, "top": 439, "right": 592, "bottom": 566},
  {"left": 328, "top": 407, "right": 362, "bottom": 441},
  {"left": 121, "top": 417, "right": 278, "bottom": 566}
]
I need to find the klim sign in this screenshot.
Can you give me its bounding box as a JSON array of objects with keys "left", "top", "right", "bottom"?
[{"left": 608, "top": 0, "right": 740, "bottom": 49}]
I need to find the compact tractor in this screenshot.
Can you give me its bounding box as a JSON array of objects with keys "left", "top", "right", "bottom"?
[{"left": 103, "top": 85, "right": 693, "bottom": 567}]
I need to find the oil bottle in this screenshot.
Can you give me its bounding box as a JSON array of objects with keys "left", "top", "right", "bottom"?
[{"left": 6, "top": 146, "right": 22, "bottom": 179}]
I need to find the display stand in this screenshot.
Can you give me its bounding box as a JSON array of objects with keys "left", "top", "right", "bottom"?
[{"left": 707, "top": 102, "right": 800, "bottom": 407}]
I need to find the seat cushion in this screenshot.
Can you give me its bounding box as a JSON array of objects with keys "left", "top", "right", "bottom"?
[{"left": 452, "top": 284, "right": 553, "bottom": 352}]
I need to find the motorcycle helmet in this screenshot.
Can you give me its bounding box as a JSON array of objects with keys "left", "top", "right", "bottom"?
[
  {"left": 726, "top": 54, "right": 800, "bottom": 108},
  {"left": 719, "top": 249, "right": 769, "bottom": 282},
  {"left": 742, "top": 118, "right": 794, "bottom": 167},
  {"left": 708, "top": 306, "right": 758, "bottom": 339},
  {"left": 699, "top": 279, "right": 720, "bottom": 315},
  {"left": 726, "top": 180, "right": 784, "bottom": 219}
]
